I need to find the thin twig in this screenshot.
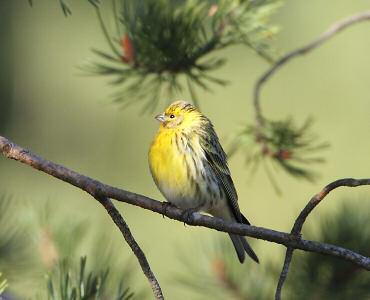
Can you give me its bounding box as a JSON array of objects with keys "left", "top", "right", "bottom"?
[
  {"left": 293, "top": 178, "right": 370, "bottom": 235},
  {"left": 253, "top": 10, "right": 370, "bottom": 127},
  {"left": 275, "top": 178, "right": 370, "bottom": 300},
  {"left": 0, "top": 135, "right": 370, "bottom": 297},
  {"left": 275, "top": 247, "right": 294, "bottom": 300},
  {"left": 96, "top": 196, "right": 164, "bottom": 300},
  {"left": 256, "top": 13, "right": 370, "bottom": 297}
]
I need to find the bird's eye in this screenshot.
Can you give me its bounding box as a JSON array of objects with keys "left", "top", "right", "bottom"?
[{"left": 169, "top": 114, "right": 175, "bottom": 119}]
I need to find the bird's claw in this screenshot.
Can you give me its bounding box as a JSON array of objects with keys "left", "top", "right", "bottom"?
[
  {"left": 181, "top": 208, "right": 198, "bottom": 226},
  {"left": 161, "top": 202, "right": 174, "bottom": 218}
]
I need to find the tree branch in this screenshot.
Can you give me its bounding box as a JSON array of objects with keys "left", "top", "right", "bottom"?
[
  {"left": 267, "top": 10, "right": 370, "bottom": 298},
  {"left": 1, "top": 135, "right": 370, "bottom": 298},
  {"left": 275, "top": 178, "right": 370, "bottom": 300},
  {"left": 0, "top": 136, "right": 164, "bottom": 300},
  {"left": 254, "top": 12, "right": 370, "bottom": 296},
  {"left": 96, "top": 196, "right": 164, "bottom": 300},
  {"left": 253, "top": 10, "right": 370, "bottom": 127}
]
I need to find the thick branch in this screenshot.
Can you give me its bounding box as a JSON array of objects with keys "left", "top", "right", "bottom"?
[
  {"left": 254, "top": 10, "right": 370, "bottom": 127},
  {"left": 275, "top": 178, "right": 370, "bottom": 300},
  {"left": 0, "top": 136, "right": 164, "bottom": 299},
  {"left": 1, "top": 136, "right": 369, "bottom": 267},
  {"left": 1, "top": 135, "right": 370, "bottom": 300}
]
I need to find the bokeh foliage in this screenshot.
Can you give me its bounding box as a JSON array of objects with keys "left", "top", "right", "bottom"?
[
  {"left": 40, "top": 256, "right": 133, "bottom": 300},
  {"left": 0, "top": 196, "right": 36, "bottom": 281},
  {"left": 28, "top": 0, "right": 100, "bottom": 16},
  {"left": 285, "top": 203, "right": 370, "bottom": 299},
  {"left": 86, "top": 0, "right": 281, "bottom": 110},
  {"left": 0, "top": 196, "right": 141, "bottom": 299},
  {"left": 176, "top": 239, "right": 275, "bottom": 300},
  {"left": 0, "top": 273, "right": 7, "bottom": 295},
  {"left": 0, "top": 1, "right": 13, "bottom": 133}
]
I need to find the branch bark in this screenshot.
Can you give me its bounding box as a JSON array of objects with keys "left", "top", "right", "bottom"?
[
  {"left": 96, "top": 196, "right": 164, "bottom": 300},
  {"left": 251, "top": 11, "right": 370, "bottom": 299},
  {"left": 1, "top": 135, "right": 370, "bottom": 298},
  {"left": 0, "top": 136, "right": 164, "bottom": 300},
  {"left": 275, "top": 178, "right": 370, "bottom": 300},
  {"left": 253, "top": 10, "right": 370, "bottom": 127}
]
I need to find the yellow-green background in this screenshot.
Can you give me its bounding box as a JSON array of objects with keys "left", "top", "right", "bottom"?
[{"left": 0, "top": 0, "right": 370, "bottom": 298}]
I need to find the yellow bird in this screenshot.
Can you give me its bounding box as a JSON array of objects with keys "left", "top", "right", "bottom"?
[{"left": 148, "top": 100, "right": 258, "bottom": 263}]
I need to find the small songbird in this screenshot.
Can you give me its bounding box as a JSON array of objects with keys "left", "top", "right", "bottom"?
[{"left": 148, "top": 100, "right": 258, "bottom": 263}]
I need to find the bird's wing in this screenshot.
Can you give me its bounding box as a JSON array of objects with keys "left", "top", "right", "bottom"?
[{"left": 199, "top": 126, "right": 242, "bottom": 222}]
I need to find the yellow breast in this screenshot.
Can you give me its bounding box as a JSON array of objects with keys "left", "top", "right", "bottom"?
[{"left": 148, "top": 129, "right": 189, "bottom": 198}]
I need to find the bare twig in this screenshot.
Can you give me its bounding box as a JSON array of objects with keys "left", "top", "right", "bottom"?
[
  {"left": 96, "top": 196, "right": 164, "bottom": 300},
  {"left": 293, "top": 178, "right": 370, "bottom": 235},
  {"left": 275, "top": 178, "right": 370, "bottom": 300},
  {"left": 1, "top": 135, "right": 370, "bottom": 298},
  {"left": 275, "top": 247, "right": 294, "bottom": 300},
  {"left": 254, "top": 10, "right": 370, "bottom": 127},
  {"left": 270, "top": 12, "right": 370, "bottom": 297}
]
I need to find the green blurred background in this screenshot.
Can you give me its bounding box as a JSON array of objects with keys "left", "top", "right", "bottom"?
[{"left": 0, "top": 0, "right": 370, "bottom": 299}]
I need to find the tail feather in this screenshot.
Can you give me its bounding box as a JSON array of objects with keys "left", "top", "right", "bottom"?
[
  {"left": 212, "top": 209, "right": 258, "bottom": 263},
  {"left": 229, "top": 234, "right": 245, "bottom": 263},
  {"left": 228, "top": 212, "right": 259, "bottom": 263},
  {"left": 228, "top": 234, "right": 259, "bottom": 264},
  {"left": 240, "top": 235, "right": 259, "bottom": 263}
]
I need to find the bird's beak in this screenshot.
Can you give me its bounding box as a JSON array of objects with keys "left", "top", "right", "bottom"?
[{"left": 155, "top": 113, "right": 166, "bottom": 123}]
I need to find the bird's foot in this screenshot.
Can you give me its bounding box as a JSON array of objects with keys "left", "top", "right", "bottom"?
[
  {"left": 161, "top": 201, "right": 175, "bottom": 218},
  {"left": 181, "top": 207, "right": 200, "bottom": 226}
]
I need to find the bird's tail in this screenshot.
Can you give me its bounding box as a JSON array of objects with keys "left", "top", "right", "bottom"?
[
  {"left": 228, "top": 213, "right": 259, "bottom": 263},
  {"left": 228, "top": 234, "right": 259, "bottom": 263}
]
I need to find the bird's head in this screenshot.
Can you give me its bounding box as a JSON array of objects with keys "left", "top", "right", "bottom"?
[{"left": 155, "top": 100, "right": 203, "bottom": 130}]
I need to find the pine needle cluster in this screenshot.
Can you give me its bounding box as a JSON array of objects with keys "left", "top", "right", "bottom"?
[
  {"left": 86, "top": 0, "right": 281, "bottom": 110},
  {"left": 41, "top": 257, "right": 133, "bottom": 300},
  {"left": 229, "top": 118, "right": 329, "bottom": 192}
]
